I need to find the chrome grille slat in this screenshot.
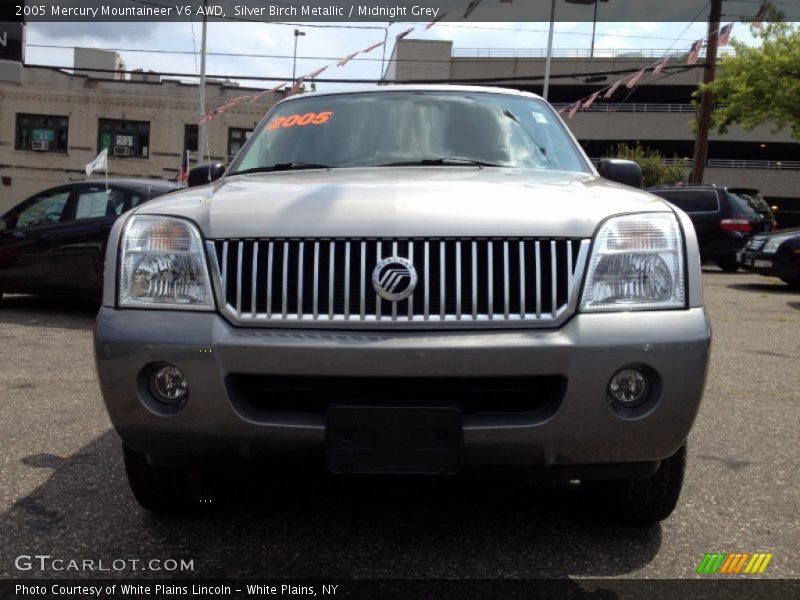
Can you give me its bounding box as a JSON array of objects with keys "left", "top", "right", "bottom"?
[
  {"left": 235, "top": 241, "right": 243, "bottom": 317},
  {"left": 216, "top": 237, "right": 589, "bottom": 328},
  {"left": 312, "top": 242, "right": 319, "bottom": 319},
  {"left": 297, "top": 241, "right": 304, "bottom": 319},
  {"left": 266, "top": 241, "right": 273, "bottom": 318},
  {"left": 250, "top": 242, "right": 258, "bottom": 318}
]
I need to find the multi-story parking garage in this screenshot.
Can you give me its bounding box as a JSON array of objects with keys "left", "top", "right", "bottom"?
[{"left": 384, "top": 39, "right": 800, "bottom": 228}]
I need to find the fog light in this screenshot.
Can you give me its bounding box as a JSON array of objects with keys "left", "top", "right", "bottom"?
[
  {"left": 608, "top": 368, "right": 649, "bottom": 406},
  {"left": 149, "top": 364, "right": 188, "bottom": 405}
]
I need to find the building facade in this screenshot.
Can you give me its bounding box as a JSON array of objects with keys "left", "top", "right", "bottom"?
[
  {"left": 0, "top": 52, "right": 282, "bottom": 214},
  {"left": 385, "top": 39, "right": 800, "bottom": 226}
]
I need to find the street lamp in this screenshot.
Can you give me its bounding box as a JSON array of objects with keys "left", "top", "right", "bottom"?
[
  {"left": 292, "top": 29, "right": 305, "bottom": 86},
  {"left": 566, "top": 0, "right": 609, "bottom": 58}
]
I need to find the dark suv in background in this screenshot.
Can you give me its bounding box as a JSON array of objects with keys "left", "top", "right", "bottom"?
[{"left": 648, "top": 184, "right": 775, "bottom": 272}]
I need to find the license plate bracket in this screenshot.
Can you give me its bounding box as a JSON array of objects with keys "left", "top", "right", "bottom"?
[{"left": 326, "top": 407, "right": 462, "bottom": 475}]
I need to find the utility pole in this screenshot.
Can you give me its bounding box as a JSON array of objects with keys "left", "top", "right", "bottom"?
[
  {"left": 543, "top": 0, "right": 556, "bottom": 100},
  {"left": 691, "top": 0, "right": 723, "bottom": 183},
  {"left": 197, "top": 0, "right": 208, "bottom": 166},
  {"left": 292, "top": 29, "right": 305, "bottom": 86}
]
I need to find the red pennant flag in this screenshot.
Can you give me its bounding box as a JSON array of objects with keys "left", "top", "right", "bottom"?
[
  {"left": 719, "top": 23, "right": 733, "bottom": 46},
  {"left": 567, "top": 101, "right": 581, "bottom": 119},
  {"left": 395, "top": 27, "right": 415, "bottom": 41},
  {"left": 426, "top": 13, "right": 447, "bottom": 29},
  {"left": 583, "top": 91, "right": 600, "bottom": 109},
  {"left": 337, "top": 52, "right": 358, "bottom": 67},
  {"left": 604, "top": 79, "right": 623, "bottom": 99},
  {"left": 625, "top": 68, "right": 647, "bottom": 89},
  {"left": 687, "top": 39, "right": 703, "bottom": 65},
  {"left": 305, "top": 65, "right": 328, "bottom": 80},
  {"left": 463, "top": 0, "right": 482, "bottom": 19},
  {"left": 754, "top": 1, "right": 771, "bottom": 27},
  {"left": 652, "top": 55, "right": 671, "bottom": 76},
  {"left": 361, "top": 40, "right": 386, "bottom": 54},
  {"left": 250, "top": 83, "right": 287, "bottom": 103}
]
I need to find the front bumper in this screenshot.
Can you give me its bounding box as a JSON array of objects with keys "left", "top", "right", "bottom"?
[
  {"left": 94, "top": 308, "right": 711, "bottom": 472},
  {"left": 737, "top": 249, "right": 799, "bottom": 279}
]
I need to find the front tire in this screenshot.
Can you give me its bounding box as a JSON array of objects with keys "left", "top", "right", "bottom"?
[
  {"left": 716, "top": 258, "right": 739, "bottom": 272},
  {"left": 584, "top": 444, "right": 686, "bottom": 524},
  {"left": 780, "top": 276, "right": 800, "bottom": 290},
  {"left": 123, "top": 445, "right": 211, "bottom": 516}
]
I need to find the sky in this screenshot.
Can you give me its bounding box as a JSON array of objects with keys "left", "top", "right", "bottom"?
[{"left": 24, "top": 19, "right": 765, "bottom": 94}]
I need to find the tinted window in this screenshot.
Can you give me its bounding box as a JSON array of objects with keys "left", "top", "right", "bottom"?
[
  {"left": 666, "top": 191, "right": 719, "bottom": 213},
  {"left": 15, "top": 190, "right": 71, "bottom": 228},
  {"left": 231, "top": 91, "right": 590, "bottom": 175},
  {"left": 730, "top": 191, "right": 771, "bottom": 215},
  {"left": 75, "top": 188, "right": 126, "bottom": 220}
]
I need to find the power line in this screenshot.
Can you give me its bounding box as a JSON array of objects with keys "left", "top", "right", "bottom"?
[
  {"left": 26, "top": 43, "right": 708, "bottom": 64},
  {"left": 26, "top": 62, "right": 706, "bottom": 85}
]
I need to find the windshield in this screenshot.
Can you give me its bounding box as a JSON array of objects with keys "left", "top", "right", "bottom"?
[
  {"left": 730, "top": 190, "right": 772, "bottom": 215},
  {"left": 229, "top": 91, "right": 590, "bottom": 175}
]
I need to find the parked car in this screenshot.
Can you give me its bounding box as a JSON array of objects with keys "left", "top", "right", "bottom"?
[
  {"left": 0, "top": 179, "right": 181, "bottom": 300},
  {"left": 738, "top": 228, "right": 800, "bottom": 289},
  {"left": 647, "top": 184, "right": 775, "bottom": 272},
  {"left": 94, "top": 86, "right": 711, "bottom": 523}
]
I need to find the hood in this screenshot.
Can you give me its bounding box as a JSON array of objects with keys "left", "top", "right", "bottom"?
[{"left": 136, "top": 167, "right": 672, "bottom": 239}]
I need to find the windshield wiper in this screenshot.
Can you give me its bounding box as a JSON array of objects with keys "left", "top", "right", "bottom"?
[
  {"left": 231, "top": 162, "right": 332, "bottom": 175},
  {"left": 375, "top": 158, "right": 505, "bottom": 168},
  {"left": 502, "top": 109, "right": 552, "bottom": 164}
]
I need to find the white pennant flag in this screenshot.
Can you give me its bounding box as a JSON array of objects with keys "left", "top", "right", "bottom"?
[{"left": 85, "top": 148, "right": 107, "bottom": 177}]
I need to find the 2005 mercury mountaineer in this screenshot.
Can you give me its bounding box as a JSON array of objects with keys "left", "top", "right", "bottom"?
[{"left": 94, "top": 86, "right": 711, "bottom": 522}]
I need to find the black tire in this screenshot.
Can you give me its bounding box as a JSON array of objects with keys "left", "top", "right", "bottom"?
[
  {"left": 780, "top": 276, "right": 800, "bottom": 290},
  {"left": 584, "top": 444, "right": 686, "bottom": 525},
  {"left": 123, "top": 445, "right": 212, "bottom": 515},
  {"left": 716, "top": 259, "right": 739, "bottom": 272}
]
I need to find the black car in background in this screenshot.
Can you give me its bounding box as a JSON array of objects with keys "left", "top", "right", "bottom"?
[
  {"left": 647, "top": 184, "right": 775, "bottom": 272},
  {"left": 738, "top": 228, "right": 800, "bottom": 289},
  {"left": 0, "top": 179, "right": 181, "bottom": 301}
]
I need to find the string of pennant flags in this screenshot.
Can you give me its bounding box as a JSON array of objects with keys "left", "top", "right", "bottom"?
[
  {"left": 196, "top": 3, "right": 458, "bottom": 124},
  {"left": 560, "top": 0, "right": 771, "bottom": 119},
  {"left": 196, "top": 0, "right": 772, "bottom": 126}
]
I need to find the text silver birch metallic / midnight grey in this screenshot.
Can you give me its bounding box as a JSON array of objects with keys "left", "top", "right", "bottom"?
[{"left": 94, "top": 86, "right": 711, "bottom": 522}]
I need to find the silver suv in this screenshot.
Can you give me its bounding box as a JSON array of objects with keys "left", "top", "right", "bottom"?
[{"left": 94, "top": 86, "right": 711, "bottom": 522}]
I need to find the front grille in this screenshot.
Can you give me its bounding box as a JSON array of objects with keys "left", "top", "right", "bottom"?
[
  {"left": 231, "top": 375, "right": 566, "bottom": 417},
  {"left": 747, "top": 236, "right": 768, "bottom": 251},
  {"left": 209, "top": 237, "right": 589, "bottom": 328}
]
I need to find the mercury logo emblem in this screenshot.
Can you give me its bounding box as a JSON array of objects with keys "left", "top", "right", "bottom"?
[{"left": 372, "top": 257, "right": 418, "bottom": 302}]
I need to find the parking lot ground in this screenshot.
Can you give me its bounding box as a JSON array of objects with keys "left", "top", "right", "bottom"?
[{"left": 0, "top": 268, "right": 798, "bottom": 579}]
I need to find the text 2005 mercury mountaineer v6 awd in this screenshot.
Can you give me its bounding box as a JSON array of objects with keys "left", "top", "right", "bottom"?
[{"left": 94, "top": 86, "right": 711, "bottom": 522}]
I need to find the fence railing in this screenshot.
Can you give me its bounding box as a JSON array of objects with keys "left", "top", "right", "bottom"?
[
  {"left": 552, "top": 103, "right": 698, "bottom": 113},
  {"left": 452, "top": 48, "right": 737, "bottom": 59},
  {"left": 589, "top": 158, "right": 800, "bottom": 171}
]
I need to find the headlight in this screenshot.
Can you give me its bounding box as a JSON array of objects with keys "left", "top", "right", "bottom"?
[
  {"left": 581, "top": 213, "right": 685, "bottom": 312},
  {"left": 763, "top": 234, "right": 793, "bottom": 254},
  {"left": 119, "top": 216, "right": 214, "bottom": 310}
]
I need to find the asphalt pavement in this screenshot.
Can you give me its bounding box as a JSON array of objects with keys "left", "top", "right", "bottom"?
[{"left": 1, "top": 268, "right": 798, "bottom": 580}]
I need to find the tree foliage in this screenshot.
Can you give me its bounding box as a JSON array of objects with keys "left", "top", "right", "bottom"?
[
  {"left": 608, "top": 143, "right": 689, "bottom": 188},
  {"left": 701, "top": 21, "right": 800, "bottom": 140}
]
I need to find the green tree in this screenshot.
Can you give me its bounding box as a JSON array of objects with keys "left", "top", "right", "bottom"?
[
  {"left": 700, "top": 21, "right": 800, "bottom": 140},
  {"left": 608, "top": 143, "right": 689, "bottom": 188}
]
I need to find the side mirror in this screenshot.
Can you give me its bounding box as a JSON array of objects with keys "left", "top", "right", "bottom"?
[
  {"left": 187, "top": 163, "right": 226, "bottom": 188},
  {"left": 597, "top": 159, "right": 643, "bottom": 189}
]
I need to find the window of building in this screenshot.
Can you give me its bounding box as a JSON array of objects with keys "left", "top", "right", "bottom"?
[
  {"left": 98, "top": 119, "right": 150, "bottom": 158},
  {"left": 184, "top": 124, "right": 198, "bottom": 154},
  {"left": 228, "top": 127, "right": 253, "bottom": 162},
  {"left": 15, "top": 114, "right": 69, "bottom": 152}
]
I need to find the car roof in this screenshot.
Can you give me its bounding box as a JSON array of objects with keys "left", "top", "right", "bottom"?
[
  {"left": 277, "top": 84, "right": 544, "bottom": 102},
  {"left": 78, "top": 179, "right": 182, "bottom": 191}
]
